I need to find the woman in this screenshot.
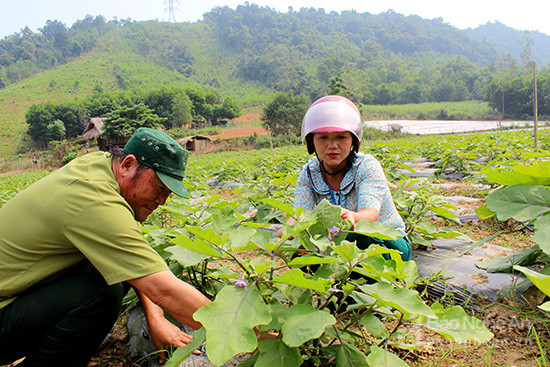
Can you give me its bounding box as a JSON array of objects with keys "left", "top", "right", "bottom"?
[{"left": 291, "top": 95, "right": 411, "bottom": 261}]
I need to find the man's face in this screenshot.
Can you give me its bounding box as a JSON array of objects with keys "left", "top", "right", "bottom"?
[{"left": 120, "top": 166, "right": 172, "bottom": 222}]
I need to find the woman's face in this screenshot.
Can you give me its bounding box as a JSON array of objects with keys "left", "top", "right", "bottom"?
[{"left": 313, "top": 131, "right": 353, "bottom": 171}]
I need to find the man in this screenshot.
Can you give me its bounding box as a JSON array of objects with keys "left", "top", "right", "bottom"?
[{"left": 0, "top": 128, "right": 210, "bottom": 366}]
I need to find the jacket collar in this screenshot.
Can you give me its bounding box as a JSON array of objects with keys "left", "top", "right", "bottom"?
[{"left": 307, "top": 153, "right": 363, "bottom": 196}]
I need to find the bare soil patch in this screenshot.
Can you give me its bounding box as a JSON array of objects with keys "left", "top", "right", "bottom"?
[
  {"left": 232, "top": 113, "right": 261, "bottom": 124},
  {"left": 408, "top": 302, "right": 549, "bottom": 366}
]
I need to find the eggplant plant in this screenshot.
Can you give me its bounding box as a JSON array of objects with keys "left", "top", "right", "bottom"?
[
  {"left": 475, "top": 161, "right": 550, "bottom": 312},
  {"left": 146, "top": 198, "right": 492, "bottom": 367}
]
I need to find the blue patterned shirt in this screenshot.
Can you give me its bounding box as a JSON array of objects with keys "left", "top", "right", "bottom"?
[{"left": 294, "top": 153, "right": 406, "bottom": 236}]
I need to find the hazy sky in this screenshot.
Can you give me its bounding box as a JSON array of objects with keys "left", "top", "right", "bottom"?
[{"left": 1, "top": 0, "right": 548, "bottom": 39}]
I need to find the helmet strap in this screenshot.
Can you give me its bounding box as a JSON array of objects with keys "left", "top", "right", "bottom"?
[{"left": 316, "top": 151, "right": 355, "bottom": 177}]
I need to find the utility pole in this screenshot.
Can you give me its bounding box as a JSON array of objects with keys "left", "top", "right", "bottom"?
[{"left": 533, "top": 61, "right": 538, "bottom": 151}]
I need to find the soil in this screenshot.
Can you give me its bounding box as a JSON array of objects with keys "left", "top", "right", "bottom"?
[
  {"left": 408, "top": 301, "right": 549, "bottom": 366},
  {"left": 208, "top": 127, "right": 268, "bottom": 140}
]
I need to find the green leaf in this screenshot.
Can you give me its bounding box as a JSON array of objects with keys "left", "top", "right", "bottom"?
[
  {"left": 185, "top": 225, "right": 225, "bottom": 246},
  {"left": 247, "top": 257, "right": 277, "bottom": 275},
  {"left": 280, "top": 304, "right": 336, "bottom": 347},
  {"left": 258, "top": 299, "right": 287, "bottom": 332},
  {"left": 539, "top": 301, "right": 550, "bottom": 312},
  {"left": 417, "top": 302, "right": 493, "bottom": 343},
  {"left": 286, "top": 286, "right": 313, "bottom": 306},
  {"left": 335, "top": 342, "right": 369, "bottom": 367},
  {"left": 229, "top": 225, "right": 260, "bottom": 250},
  {"left": 360, "top": 312, "right": 388, "bottom": 339},
  {"left": 288, "top": 255, "right": 342, "bottom": 266},
  {"left": 254, "top": 339, "right": 303, "bottom": 367},
  {"left": 259, "top": 198, "right": 295, "bottom": 215},
  {"left": 485, "top": 162, "right": 550, "bottom": 186},
  {"left": 360, "top": 282, "right": 435, "bottom": 318},
  {"left": 353, "top": 219, "right": 401, "bottom": 240},
  {"left": 475, "top": 204, "right": 496, "bottom": 219},
  {"left": 401, "top": 260, "right": 420, "bottom": 286},
  {"left": 309, "top": 235, "right": 332, "bottom": 252},
  {"left": 533, "top": 215, "right": 550, "bottom": 255},
  {"left": 211, "top": 212, "right": 238, "bottom": 233},
  {"left": 194, "top": 286, "right": 271, "bottom": 366},
  {"left": 476, "top": 246, "right": 542, "bottom": 273},
  {"left": 171, "top": 235, "right": 223, "bottom": 258},
  {"left": 514, "top": 265, "right": 550, "bottom": 297},
  {"left": 312, "top": 199, "right": 343, "bottom": 232},
  {"left": 164, "top": 245, "right": 210, "bottom": 267},
  {"left": 486, "top": 185, "right": 550, "bottom": 222},
  {"left": 366, "top": 345, "right": 409, "bottom": 367},
  {"left": 165, "top": 327, "right": 206, "bottom": 367},
  {"left": 273, "top": 268, "right": 331, "bottom": 293},
  {"left": 282, "top": 219, "right": 316, "bottom": 240},
  {"left": 331, "top": 240, "right": 359, "bottom": 263},
  {"left": 429, "top": 206, "right": 460, "bottom": 224}
]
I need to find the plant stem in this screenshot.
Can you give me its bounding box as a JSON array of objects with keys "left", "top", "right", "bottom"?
[{"left": 377, "top": 311, "right": 404, "bottom": 347}]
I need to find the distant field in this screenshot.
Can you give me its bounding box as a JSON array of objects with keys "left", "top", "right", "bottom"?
[{"left": 362, "top": 101, "right": 498, "bottom": 120}]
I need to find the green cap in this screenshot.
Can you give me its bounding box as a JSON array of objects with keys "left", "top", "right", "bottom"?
[{"left": 123, "top": 127, "right": 190, "bottom": 198}]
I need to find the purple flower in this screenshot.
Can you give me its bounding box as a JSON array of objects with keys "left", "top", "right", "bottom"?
[
  {"left": 328, "top": 226, "right": 341, "bottom": 241},
  {"left": 235, "top": 275, "right": 249, "bottom": 287}
]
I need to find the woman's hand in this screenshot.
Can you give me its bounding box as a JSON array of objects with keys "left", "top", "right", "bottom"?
[
  {"left": 340, "top": 207, "right": 380, "bottom": 227},
  {"left": 340, "top": 208, "right": 358, "bottom": 224}
]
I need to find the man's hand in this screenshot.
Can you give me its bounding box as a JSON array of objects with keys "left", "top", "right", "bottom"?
[
  {"left": 134, "top": 283, "right": 205, "bottom": 363},
  {"left": 148, "top": 316, "right": 197, "bottom": 363}
]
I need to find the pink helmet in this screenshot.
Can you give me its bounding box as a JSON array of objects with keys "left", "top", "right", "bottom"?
[{"left": 301, "top": 95, "right": 363, "bottom": 154}]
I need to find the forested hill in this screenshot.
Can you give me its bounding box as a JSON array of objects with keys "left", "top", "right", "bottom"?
[
  {"left": 465, "top": 21, "right": 550, "bottom": 67},
  {"left": 2, "top": 4, "right": 548, "bottom": 97},
  {"left": 0, "top": 3, "right": 549, "bottom": 155}
]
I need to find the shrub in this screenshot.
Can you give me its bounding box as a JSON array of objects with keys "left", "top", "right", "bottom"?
[{"left": 62, "top": 152, "right": 78, "bottom": 165}]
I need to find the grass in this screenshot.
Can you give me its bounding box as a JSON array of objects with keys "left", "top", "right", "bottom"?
[{"left": 362, "top": 101, "right": 498, "bottom": 121}]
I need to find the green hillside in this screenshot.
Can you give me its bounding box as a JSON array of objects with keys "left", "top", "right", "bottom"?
[
  {"left": 466, "top": 21, "right": 550, "bottom": 67},
  {"left": 1, "top": 4, "right": 549, "bottom": 156}
]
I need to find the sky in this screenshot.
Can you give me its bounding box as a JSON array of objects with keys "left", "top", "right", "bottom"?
[{"left": 1, "top": 0, "right": 549, "bottom": 39}]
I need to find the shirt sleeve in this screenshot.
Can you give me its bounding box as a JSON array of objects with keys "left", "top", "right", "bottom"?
[
  {"left": 64, "top": 201, "right": 168, "bottom": 285},
  {"left": 356, "top": 157, "right": 388, "bottom": 212},
  {"left": 294, "top": 166, "right": 316, "bottom": 210}
]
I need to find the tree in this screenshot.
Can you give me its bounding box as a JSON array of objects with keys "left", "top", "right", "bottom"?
[
  {"left": 171, "top": 92, "right": 193, "bottom": 127},
  {"left": 212, "top": 97, "right": 242, "bottom": 125},
  {"left": 26, "top": 102, "right": 56, "bottom": 146},
  {"left": 144, "top": 87, "right": 176, "bottom": 128},
  {"left": 261, "top": 92, "right": 309, "bottom": 136},
  {"left": 47, "top": 119, "right": 66, "bottom": 140},
  {"left": 328, "top": 76, "right": 356, "bottom": 102},
  {"left": 101, "top": 103, "right": 165, "bottom": 141}
]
